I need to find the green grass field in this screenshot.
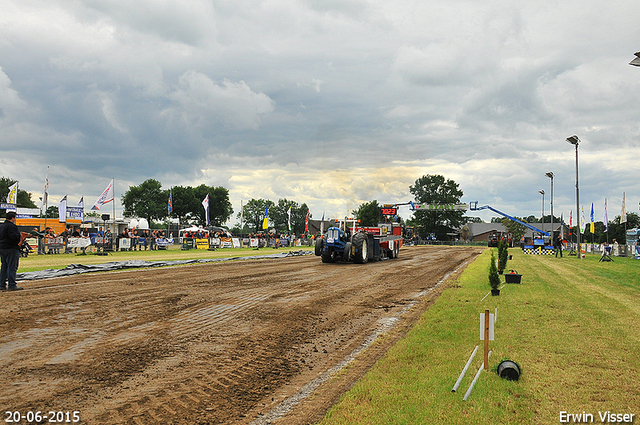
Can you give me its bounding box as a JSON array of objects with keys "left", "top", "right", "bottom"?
[
  {"left": 18, "top": 245, "right": 306, "bottom": 273},
  {"left": 320, "top": 249, "right": 640, "bottom": 425}
]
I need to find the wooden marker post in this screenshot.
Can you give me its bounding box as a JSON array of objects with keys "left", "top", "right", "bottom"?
[
  {"left": 479, "top": 309, "right": 494, "bottom": 369},
  {"left": 484, "top": 309, "right": 490, "bottom": 368}
]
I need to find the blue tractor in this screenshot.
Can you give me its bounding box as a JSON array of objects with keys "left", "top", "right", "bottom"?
[{"left": 315, "top": 227, "right": 370, "bottom": 263}]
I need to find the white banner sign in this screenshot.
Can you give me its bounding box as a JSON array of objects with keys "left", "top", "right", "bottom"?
[{"left": 67, "top": 237, "right": 92, "bottom": 248}]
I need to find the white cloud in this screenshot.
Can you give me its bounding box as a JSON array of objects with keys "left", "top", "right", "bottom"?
[
  {"left": 0, "top": 67, "right": 27, "bottom": 115},
  {"left": 167, "top": 71, "right": 275, "bottom": 130}
]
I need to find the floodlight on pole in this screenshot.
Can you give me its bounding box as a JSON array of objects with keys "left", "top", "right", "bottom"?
[
  {"left": 539, "top": 189, "right": 545, "bottom": 234},
  {"left": 566, "top": 135, "right": 581, "bottom": 259},
  {"left": 546, "top": 172, "right": 554, "bottom": 241},
  {"left": 630, "top": 52, "right": 640, "bottom": 67}
]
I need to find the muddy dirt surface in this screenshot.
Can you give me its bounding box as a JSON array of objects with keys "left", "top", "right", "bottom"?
[{"left": 0, "top": 246, "right": 481, "bottom": 424}]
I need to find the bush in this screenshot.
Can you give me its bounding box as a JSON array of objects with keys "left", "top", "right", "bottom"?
[
  {"left": 498, "top": 239, "right": 508, "bottom": 273},
  {"left": 489, "top": 251, "right": 500, "bottom": 290}
]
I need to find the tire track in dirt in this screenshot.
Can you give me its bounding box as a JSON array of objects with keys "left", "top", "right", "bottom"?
[{"left": 0, "top": 246, "right": 482, "bottom": 424}]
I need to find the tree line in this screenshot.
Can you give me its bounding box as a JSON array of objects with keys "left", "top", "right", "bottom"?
[
  {"left": 121, "top": 179, "right": 233, "bottom": 227},
  {"left": 8, "top": 172, "right": 630, "bottom": 243}
]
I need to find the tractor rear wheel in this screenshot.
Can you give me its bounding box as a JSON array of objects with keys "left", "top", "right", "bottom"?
[
  {"left": 315, "top": 237, "right": 324, "bottom": 256},
  {"left": 352, "top": 232, "right": 368, "bottom": 264}
]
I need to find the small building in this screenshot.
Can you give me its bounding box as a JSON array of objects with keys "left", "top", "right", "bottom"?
[{"left": 460, "top": 223, "right": 508, "bottom": 243}]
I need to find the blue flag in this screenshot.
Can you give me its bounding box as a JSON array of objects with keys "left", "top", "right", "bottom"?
[{"left": 262, "top": 204, "right": 269, "bottom": 230}]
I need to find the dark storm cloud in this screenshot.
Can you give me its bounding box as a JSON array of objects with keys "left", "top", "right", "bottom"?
[{"left": 2, "top": 0, "right": 640, "bottom": 223}]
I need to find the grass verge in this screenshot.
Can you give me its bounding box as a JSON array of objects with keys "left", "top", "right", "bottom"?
[
  {"left": 17, "top": 245, "right": 307, "bottom": 273},
  {"left": 320, "top": 249, "right": 640, "bottom": 424}
]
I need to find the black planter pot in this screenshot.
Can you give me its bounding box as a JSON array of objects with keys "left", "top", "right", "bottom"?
[
  {"left": 497, "top": 360, "right": 521, "bottom": 381},
  {"left": 491, "top": 288, "right": 500, "bottom": 296},
  {"left": 505, "top": 273, "right": 522, "bottom": 284}
]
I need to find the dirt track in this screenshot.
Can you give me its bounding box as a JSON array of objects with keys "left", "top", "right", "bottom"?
[{"left": 0, "top": 246, "right": 481, "bottom": 424}]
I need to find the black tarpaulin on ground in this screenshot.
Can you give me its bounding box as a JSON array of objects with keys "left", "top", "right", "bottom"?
[{"left": 17, "top": 250, "right": 313, "bottom": 281}]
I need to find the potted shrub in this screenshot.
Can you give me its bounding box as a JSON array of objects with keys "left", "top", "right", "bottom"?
[
  {"left": 498, "top": 239, "right": 508, "bottom": 274},
  {"left": 489, "top": 251, "right": 500, "bottom": 295}
]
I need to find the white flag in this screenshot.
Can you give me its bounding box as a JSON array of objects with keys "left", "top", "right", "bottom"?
[
  {"left": 202, "top": 194, "right": 209, "bottom": 226},
  {"left": 43, "top": 166, "right": 49, "bottom": 209},
  {"left": 621, "top": 192, "right": 627, "bottom": 224},
  {"left": 603, "top": 198, "right": 609, "bottom": 232},
  {"left": 287, "top": 206, "right": 292, "bottom": 231},
  {"left": 59, "top": 195, "right": 67, "bottom": 223},
  {"left": 78, "top": 196, "right": 84, "bottom": 222},
  {"left": 92, "top": 179, "right": 114, "bottom": 210},
  {"left": 6, "top": 183, "right": 18, "bottom": 204}
]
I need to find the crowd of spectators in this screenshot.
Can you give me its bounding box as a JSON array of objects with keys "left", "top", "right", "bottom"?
[
  {"left": 116, "top": 228, "right": 171, "bottom": 251},
  {"left": 27, "top": 225, "right": 339, "bottom": 255}
]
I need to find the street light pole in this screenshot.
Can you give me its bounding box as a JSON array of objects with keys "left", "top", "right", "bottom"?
[
  {"left": 546, "top": 172, "right": 554, "bottom": 241},
  {"left": 539, "top": 189, "right": 545, "bottom": 235},
  {"left": 567, "top": 135, "right": 581, "bottom": 259}
]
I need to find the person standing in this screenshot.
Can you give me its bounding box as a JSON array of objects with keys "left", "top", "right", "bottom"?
[
  {"left": 0, "top": 211, "right": 23, "bottom": 291},
  {"left": 554, "top": 233, "right": 563, "bottom": 258}
]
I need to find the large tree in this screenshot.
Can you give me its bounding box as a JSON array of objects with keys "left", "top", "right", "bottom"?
[
  {"left": 501, "top": 218, "right": 527, "bottom": 243},
  {"left": 192, "top": 184, "right": 233, "bottom": 226},
  {"left": 238, "top": 198, "right": 310, "bottom": 233},
  {"left": 169, "top": 185, "right": 197, "bottom": 224},
  {"left": 352, "top": 200, "right": 381, "bottom": 226},
  {"left": 239, "top": 198, "right": 274, "bottom": 232},
  {"left": 121, "top": 179, "right": 168, "bottom": 223},
  {"left": 0, "top": 176, "right": 38, "bottom": 210},
  {"left": 271, "top": 198, "right": 298, "bottom": 233},
  {"left": 290, "top": 202, "right": 311, "bottom": 234},
  {"left": 409, "top": 174, "right": 465, "bottom": 240}
]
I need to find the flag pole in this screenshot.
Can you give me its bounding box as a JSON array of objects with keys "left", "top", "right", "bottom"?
[
  {"left": 112, "top": 177, "right": 116, "bottom": 222},
  {"left": 43, "top": 165, "right": 49, "bottom": 232}
]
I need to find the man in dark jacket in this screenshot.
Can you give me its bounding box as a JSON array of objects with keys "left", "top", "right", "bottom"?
[{"left": 0, "top": 211, "right": 23, "bottom": 290}]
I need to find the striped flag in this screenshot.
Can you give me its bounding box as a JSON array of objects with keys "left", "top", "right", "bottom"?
[
  {"left": 590, "top": 203, "right": 595, "bottom": 234},
  {"left": 202, "top": 194, "right": 209, "bottom": 226},
  {"left": 6, "top": 182, "right": 18, "bottom": 204},
  {"left": 92, "top": 179, "right": 114, "bottom": 210}
]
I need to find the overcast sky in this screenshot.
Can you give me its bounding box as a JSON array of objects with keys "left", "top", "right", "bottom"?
[{"left": 2, "top": 0, "right": 640, "bottom": 225}]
